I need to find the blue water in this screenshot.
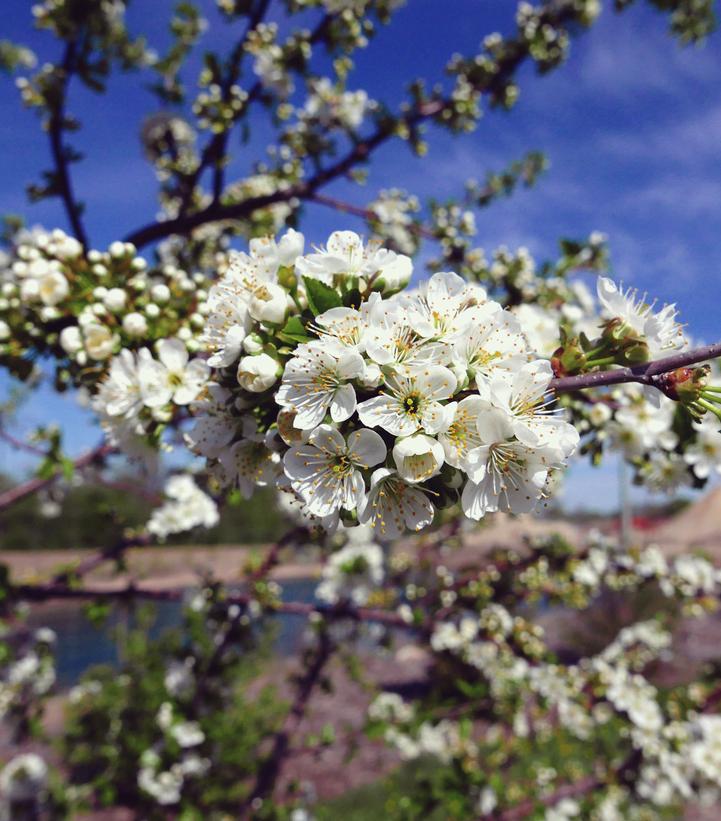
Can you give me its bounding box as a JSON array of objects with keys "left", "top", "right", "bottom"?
[{"left": 26, "top": 578, "right": 318, "bottom": 687}]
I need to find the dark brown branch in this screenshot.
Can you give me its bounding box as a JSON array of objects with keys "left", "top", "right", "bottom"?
[
  {"left": 12, "top": 579, "right": 412, "bottom": 627},
  {"left": 51, "top": 532, "right": 151, "bottom": 586},
  {"left": 240, "top": 628, "right": 334, "bottom": 816},
  {"left": 124, "top": 0, "right": 582, "bottom": 249},
  {"left": 485, "top": 774, "right": 603, "bottom": 821},
  {"left": 176, "top": 7, "right": 329, "bottom": 217},
  {"left": 48, "top": 41, "right": 88, "bottom": 249},
  {"left": 0, "top": 442, "right": 114, "bottom": 513},
  {"left": 485, "top": 749, "right": 643, "bottom": 821},
  {"left": 310, "top": 192, "right": 436, "bottom": 239},
  {"left": 549, "top": 341, "right": 721, "bottom": 395}
]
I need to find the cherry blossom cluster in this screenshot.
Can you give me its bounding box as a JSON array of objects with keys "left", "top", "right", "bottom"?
[
  {"left": 137, "top": 702, "right": 210, "bottom": 806},
  {"left": 0, "top": 227, "right": 212, "bottom": 388},
  {"left": 188, "top": 228, "right": 582, "bottom": 538},
  {"left": 93, "top": 338, "right": 210, "bottom": 460},
  {"left": 364, "top": 534, "right": 721, "bottom": 816},
  {"left": 146, "top": 474, "right": 219, "bottom": 541},
  {"left": 0, "top": 624, "right": 56, "bottom": 732},
  {"left": 314, "top": 523, "right": 385, "bottom": 605},
  {"left": 0, "top": 753, "right": 49, "bottom": 814}
]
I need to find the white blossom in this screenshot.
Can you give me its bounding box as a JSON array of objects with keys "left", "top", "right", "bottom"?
[{"left": 283, "top": 425, "right": 386, "bottom": 516}]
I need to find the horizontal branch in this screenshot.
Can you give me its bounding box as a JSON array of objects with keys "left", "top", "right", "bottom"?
[
  {"left": 549, "top": 341, "right": 721, "bottom": 395},
  {"left": 485, "top": 749, "right": 642, "bottom": 821},
  {"left": 52, "top": 532, "right": 151, "bottom": 586},
  {"left": 12, "top": 579, "right": 413, "bottom": 627},
  {"left": 0, "top": 442, "right": 114, "bottom": 514},
  {"left": 485, "top": 774, "right": 602, "bottom": 821}
]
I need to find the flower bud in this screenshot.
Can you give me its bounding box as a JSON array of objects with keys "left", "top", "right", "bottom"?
[
  {"left": 243, "top": 333, "right": 264, "bottom": 354},
  {"left": 38, "top": 271, "right": 69, "bottom": 306},
  {"left": 392, "top": 434, "right": 444, "bottom": 484},
  {"left": 150, "top": 283, "right": 171, "bottom": 303},
  {"left": 277, "top": 265, "right": 297, "bottom": 291},
  {"left": 237, "top": 353, "right": 280, "bottom": 393},
  {"left": 122, "top": 312, "right": 148, "bottom": 338},
  {"left": 587, "top": 402, "right": 611, "bottom": 426},
  {"left": 103, "top": 288, "right": 127, "bottom": 313},
  {"left": 83, "top": 324, "right": 117, "bottom": 360},
  {"left": 660, "top": 366, "right": 709, "bottom": 403},
  {"left": 617, "top": 341, "right": 649, "bottom": 365},
  {"left": 248, "top": 282, "right": 288, "bottom": 325},
  {"left": 551, "top": 340, "right": 587, "bottom": 377},
  {"left": 59, "top": 326, "right": 82, "bottom": 354}
]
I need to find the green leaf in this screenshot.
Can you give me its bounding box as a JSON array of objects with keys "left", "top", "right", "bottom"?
[
  {"left": 277, "top": 315, "right": 311, "bottom": 345},
  {"left": 84, "top": 600, "right": 112, "bottom": 627},
  {"left": 61, "top": 456, "right": 75, "bottom": 482},
  {"left": 36, "top": 459, "right": 57, "bottom": 481},
  {"left": 302, "top": 276, "right": 342, "bottom": 316}
]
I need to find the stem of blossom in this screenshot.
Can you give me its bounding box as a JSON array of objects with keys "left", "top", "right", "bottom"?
[
  {"left": 696, "top": 397, "right": 721, "bottom": 423},
  {"left": 583, "top": 355, "right": 616, "bottom": 368},
  {"left": 0, "top": 427, "right": 47, "bottom": 457}
]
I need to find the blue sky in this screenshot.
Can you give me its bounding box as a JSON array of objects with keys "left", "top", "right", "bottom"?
[{"left": 2, "top": 0, "right": 721, "bottom": 511}]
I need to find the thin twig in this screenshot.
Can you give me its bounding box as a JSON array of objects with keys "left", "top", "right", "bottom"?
[
  {"left": 310, "top": 193, "right": 436, "bottom": 239},
  {"left": 0, "top": 427, "right": 47, "bottom": 457}
]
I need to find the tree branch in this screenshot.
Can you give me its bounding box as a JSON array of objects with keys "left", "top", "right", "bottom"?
[
  {"left": 48, "top": 41, "right": 88, "bottom": 250},
  {"left": 310, "top": 192, "right": 436, "bottom": 239},
  {"left": 11, "top": 579, "right": 412, "bottom": 627},
  {"left": 0, "top": 427, "right": 47, "bottom": 457},
  {"left": 123, "top": 0, "right": 583, "bottom": 249},
  {"left": 549, "top": 341, "right": 721, "bottom": 395},
  {"left": 0, "top": 441, "right": 114, "bottom": 514},
  {"left": 176, "top": 7, "right": 329, "bottom": 217},
  {"left": 240, "top": 627, "right": 334, "bottom": 816}
]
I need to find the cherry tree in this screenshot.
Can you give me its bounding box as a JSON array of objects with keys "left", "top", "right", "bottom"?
[{"left": 1, "top": 0, "right": 721, "bottom": 818}]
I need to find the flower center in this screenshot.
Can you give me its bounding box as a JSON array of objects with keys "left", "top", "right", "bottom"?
[
  {"left": 331, "top": 454, "right": 353, "bottom": 476},
  {"left": 404, "top": 393, "right": 422, "bottom": 416}
]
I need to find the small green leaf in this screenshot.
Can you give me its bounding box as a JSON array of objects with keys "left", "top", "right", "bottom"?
[
  {"left": 302, "top": 276, "right": 342, "bottom": 316},
  {"left": 61, "top": 456, "right": 75, "bottom": 482},
  {"left": 277, "top": 315, "right": 311, "bottom": 345},
  {"left": 36, "top": 459, "right": 57, "bottom": 481}
]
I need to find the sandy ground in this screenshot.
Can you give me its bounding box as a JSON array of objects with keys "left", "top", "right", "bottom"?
[{"left": 1, "top": 543, "right": 321, "bottom": 590}]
